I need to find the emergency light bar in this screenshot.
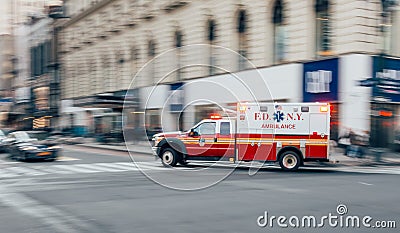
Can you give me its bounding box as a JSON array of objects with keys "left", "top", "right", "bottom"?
[
  {"left": 210, "top": 113, "right": 222, "bottom": 119},
  {"left": 319, "top": 106, "right": 329, "bottom": 112},
  {"left": 238, "top": 105, "right": 246, "bottom": 111},
  {"left": 320, "top": 106, "right": 329, "bottom": 112}
]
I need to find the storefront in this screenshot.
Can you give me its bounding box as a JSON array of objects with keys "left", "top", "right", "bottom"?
[
  {"left": 369, "top": 56, "right": 400, "bottom": 148},
  {"left": 302, "top": 57, "right": 340, "bottom": 140}
]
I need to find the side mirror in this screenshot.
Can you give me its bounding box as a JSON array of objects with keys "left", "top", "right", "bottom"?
[{"left": 189, "top": 129, "right": 198, "bottom": 137}]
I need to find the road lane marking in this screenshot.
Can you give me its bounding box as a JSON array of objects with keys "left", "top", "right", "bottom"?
[{"left": 358, "top": 181, "right": 374, "bottom": 186}]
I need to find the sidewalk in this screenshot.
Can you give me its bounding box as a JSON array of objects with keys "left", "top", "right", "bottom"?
[
  {"left": 70, "top": 140, "right": 400, "bottom": 167},
  {"left": 68, "top": 140, "right": 154, "bottom": 155},
  {"left": 328, "top": 146, "right": 400, "bottom": 167}
]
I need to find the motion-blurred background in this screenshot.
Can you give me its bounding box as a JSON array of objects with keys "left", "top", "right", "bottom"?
[{"left": 0, "top": 0, "right": 400, "bottom": 150}]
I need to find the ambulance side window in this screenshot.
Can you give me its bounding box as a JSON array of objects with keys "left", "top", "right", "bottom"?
[
  {"left": 220, "top": 122, "right": 230, "bottom": 135},
  {"left": 195, "top": 122, "right": 216, "bottom": 135}
]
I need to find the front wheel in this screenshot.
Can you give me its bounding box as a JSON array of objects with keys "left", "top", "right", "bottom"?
[
  {"left": 279, "top": 151, "right": 301, "bottom": 171},
  {"left": 160, "top": 148, "right": 178, "bottom": 167}
]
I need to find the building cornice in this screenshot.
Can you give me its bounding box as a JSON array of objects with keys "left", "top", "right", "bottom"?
[{"left": 61, "top": 0, "right": 114, "bottom": 28}]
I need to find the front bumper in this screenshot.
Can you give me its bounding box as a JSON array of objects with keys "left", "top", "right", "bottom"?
[{"left": 152, "top": 147, "right": 159, "bottom": 156}]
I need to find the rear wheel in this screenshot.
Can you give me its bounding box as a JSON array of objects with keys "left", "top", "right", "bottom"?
[
  {"left": 279, "top": 151, "right": 301, "bottom": 171},
  {"left": 161, "top": 148, "right": 178, "bottom": 167}
]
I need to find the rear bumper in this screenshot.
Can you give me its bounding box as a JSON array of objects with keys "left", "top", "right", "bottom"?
[{"left": 24, "top": 151, "right": 58, "bottom": 160}]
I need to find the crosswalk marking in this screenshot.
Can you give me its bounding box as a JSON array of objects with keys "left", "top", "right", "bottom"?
[
  {"left": 95, "top": 162, "right": 143, "bottom": 171},
  {"left": 4, "top": 166, "right": 48, "bottom": 176},
  {"left": 51, "top": 164, "right": 102, "bottom": 174},
  {"left": 0, "top": 168, "right": 20, "bottom": 178},
  {"left": 1, "top": 160, "right": 400, "bottom": 180},
  {"left": 0, "top": 161, "right": 172, "bottom": 179},
  {"left": 133, "top": 162, "right": 174, "bottom": 171},
  {"left": 74, "top": 164, "right": 125, "bottom": 172},
  {"left": 33, "top": 165, "right": 75, "bottom": 175}
]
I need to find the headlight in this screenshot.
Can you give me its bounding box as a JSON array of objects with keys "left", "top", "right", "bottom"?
[
  {"left": 48, "top": 145, "right": 61, "bottom": 150},
  {"left": 152, "top": 136, "right": 163, "bottom": 146},
  {"left": 22, "top": 146, "right": 38, "bottom": 151}
]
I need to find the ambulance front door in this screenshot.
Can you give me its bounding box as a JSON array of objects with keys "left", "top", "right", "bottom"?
[{"left": 186, "top": 122, "right": 217, "bottom": 157}]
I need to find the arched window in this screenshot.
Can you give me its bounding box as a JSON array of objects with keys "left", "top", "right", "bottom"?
[
  {"left": 175, "top": 30, "right": 183, "bottom": 80},
  {"left": 237, "top": 9, "right": 248, "bottom": 71},
  {"left": 380, "top": 0, "right": 399, "bottom": 54},
  {"left": 148, "top": 40, "right": 156, "bottom": 58},
  {"left": 315, "top": 0, "right": 332, "bottom": 57},
  {"left": 102, "top": 53, "right": 110, "bottom": 91},
  {"left": 175, "top": 30, "right": 183, "bottom": 48},
  {"left": 130, "top": 46, "right": 139, "bottom": 76},
  {"left": 207, "top": 19, "right": 217, "bottom": 75},
  {"left": 272, "top": 0, "right": 286, "bottom": 63},
  {"left": 148, "top": 39, "right": 156, "bottom": 83}
]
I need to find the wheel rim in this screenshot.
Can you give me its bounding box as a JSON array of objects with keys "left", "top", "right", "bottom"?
[
  {"left": 283, "top": 154, "right": 297, "bottom": 169},
  {"left": 162, "top": 151, "right": 173, "bottom": 165}
]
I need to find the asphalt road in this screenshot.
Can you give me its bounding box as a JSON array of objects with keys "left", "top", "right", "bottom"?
[{"left": 0, "top": 146, "right": 399, "bottom": 233}]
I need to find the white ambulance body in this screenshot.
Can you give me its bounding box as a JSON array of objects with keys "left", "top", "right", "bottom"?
[{"left": 153, "top": 102, "right": 331, "bottom": 171}]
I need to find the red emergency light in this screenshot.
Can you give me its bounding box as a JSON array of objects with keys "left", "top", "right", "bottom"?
[{"left": 210, "top": 113, "right": 222, "bottom": 120}]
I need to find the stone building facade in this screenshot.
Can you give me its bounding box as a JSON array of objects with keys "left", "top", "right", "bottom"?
[{"left": 59, "top": 0, "right": 400, "bottom": 146}]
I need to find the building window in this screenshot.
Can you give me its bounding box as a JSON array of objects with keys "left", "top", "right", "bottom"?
[
  {"left": 130, "top": 46, "right": 139, "bottom": 76},
  {"left": 207, "top": 19, "right": 217, "bottom": 75},
  {"left": 103, "top": 54, "right": 110, "bottom": 91},
  {"left": 272, "top": 0, "right": 286, "bottom": 63},
  {"left": 315, "top": 0, "right": 332, "bottom": 57},
  {"left": 380, "top": 0, "right": 398, "bottom": 54},
  {"left": 175, "top": 30, "right": 183, "bottom": 80},
  {"left": 148, "top": 39, "right": 156, "bottom": 84},
  {"left": 237, "top": 9, "right": 248, "bottom": 71}
]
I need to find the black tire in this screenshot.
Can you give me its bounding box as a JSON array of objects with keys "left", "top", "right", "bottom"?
[
  {"left": 279, "top": 151, "right": 301, "bottom": 171},
  {"left": 160, "top": 148, "right": 178, "bottom": 167}
]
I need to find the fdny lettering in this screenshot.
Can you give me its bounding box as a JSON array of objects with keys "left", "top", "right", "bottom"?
[
  {"left": 261, "top": 123, "right": 296, "bottom": 129},
  {"left": 254, "top": 112, "right": 270, "bottom": 120},
  {"left": 255, "top": 112, "right": 303, "bottom": 121}
]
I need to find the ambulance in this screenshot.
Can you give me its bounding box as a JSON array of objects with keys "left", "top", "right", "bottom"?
[{"left": 152, "top": 102, "right": 330, "bottom": 171}]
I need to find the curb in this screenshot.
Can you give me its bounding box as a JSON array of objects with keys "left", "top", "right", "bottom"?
[{"left": 64, "top": 143, "right": 154, "bottom": 155}]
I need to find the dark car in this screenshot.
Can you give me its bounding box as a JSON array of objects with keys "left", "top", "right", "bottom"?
[
  {"left": 4, "top": 131, "right": 60, "bottom": 161},
  {"left": 0, "top": 129, "right": 6, "bottom": 152}
]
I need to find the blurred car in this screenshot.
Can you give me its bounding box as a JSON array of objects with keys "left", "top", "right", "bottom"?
[
  {"left": 4, "top": 131, "right": 60, "bottom": 162},
  {"left": 0, "top": 129, "right": 6, "bottom": 152},
  {"left": 146, "top": 127, "right": 163, "bottom": 141}
]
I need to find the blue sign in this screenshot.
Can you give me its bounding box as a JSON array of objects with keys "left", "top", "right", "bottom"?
[
  {"left": 303, "top": 58, "right": 339, "bottom": 102},
  {"left": 169, "top": 82, "right": 184, "bottom": 112},
  {"left": 372, "top": 56, "right": 400, "bottom": 102}
]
